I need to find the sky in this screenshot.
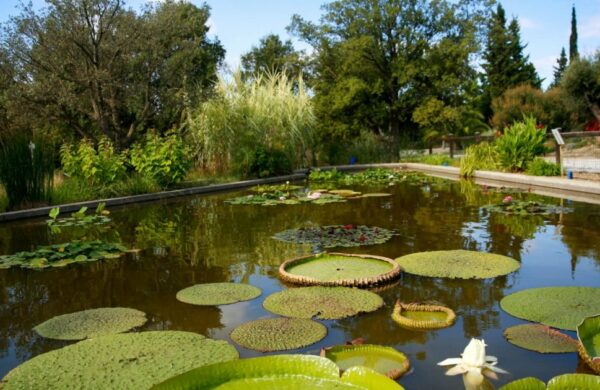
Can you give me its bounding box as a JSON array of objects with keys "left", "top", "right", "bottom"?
[{"left": 0, "top": 0, "right": 599, "bottom": 88}]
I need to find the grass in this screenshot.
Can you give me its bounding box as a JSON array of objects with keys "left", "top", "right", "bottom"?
[{"left": 401, "top": 153, "right": 460, "bottom": 167}]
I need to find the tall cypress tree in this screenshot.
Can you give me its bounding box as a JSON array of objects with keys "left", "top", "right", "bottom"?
[
  {"left": 569, "top": 5, "right": 579, "bottom": 62},
  {"left": 551, "top": 47, "right": 568, "bottom": 88}
]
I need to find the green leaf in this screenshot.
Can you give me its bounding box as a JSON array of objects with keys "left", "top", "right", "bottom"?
[
  {"left": 577, "top": 314, "right": 600, "bottom": 374},
  {"left": 322, "top": 344, "right": 410, "bottom": 379},
  {"left": 49, "top": 207, "right": 60, "bottom": 220}
]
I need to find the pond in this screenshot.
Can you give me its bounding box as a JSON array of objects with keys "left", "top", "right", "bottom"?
[{"left": 1, "top": 175, "right": 599, "bottom": 388}]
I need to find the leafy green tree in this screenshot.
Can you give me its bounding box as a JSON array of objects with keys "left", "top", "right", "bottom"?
[
  {"left": 240, "top": 34, "right": 305, "bottom": 80},
  {"left": 551, "top": 48, "right": 568, "bottom": 88},
  {"left": 562, "top": 52, "right": 600, "bottom": 123},
  {"left": 569, "top": 5, "right": 579, "bottom": 62}
]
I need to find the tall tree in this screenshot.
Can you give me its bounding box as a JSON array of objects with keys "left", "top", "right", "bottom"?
[
  {"left": 562, "top": 51, "right": 600, "bottom": 123},
  {"left": 569, "top": 5, "right": 579, "bottom": 62},
  {"left": 240, "top": 34, "right": 305, "bottom": 80},
  {"left": 551, "top": 47, "right": 568, "bottom": 88}
]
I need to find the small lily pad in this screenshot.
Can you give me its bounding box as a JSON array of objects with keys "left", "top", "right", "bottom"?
[
  {"left": 577, "top": 314, "right": 600, "bottom": 374},
  {"left": 263, "top": 286, "right": 384, "bottom": 320},
  {"left": 504, "top": 324, "right": 578, "bottom": 353},
  {"left": 395, "top": 250, "right": 520, "bottom": 279},
  {"left": 391, "top": 301, "right": 456, "bottom": 330},
  {"left": 500, "top": 287, "right": 600, "bottom": 331},
  {"left": 321, "top": 344, "right": 410, "bottom": 379},
  {"left": 176, "top": 283, "right": 261, "bottom": 306},
  {"left": 34, "top": 307, "right": 147, "bottom": 340},
  {"left": 230, "top": 317, "right": 327, "bottom": 352},
  {"left": 360, "top": 193, "right": 392, "bottom": 198}
]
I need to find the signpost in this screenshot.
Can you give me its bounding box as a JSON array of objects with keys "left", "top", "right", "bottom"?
[{"left": 551, "top": 128, "right": 564, "bottom": 176}]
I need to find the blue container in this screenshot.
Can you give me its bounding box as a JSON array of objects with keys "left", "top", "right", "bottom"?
[
  {"left": 349, "top": 156, "right": 357, "bottom": 165},
  {"left": 567, "top": 170, "right": 573, "bottom": 179}
]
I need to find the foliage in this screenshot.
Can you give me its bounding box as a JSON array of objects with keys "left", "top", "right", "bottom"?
[
  {"left": 460, "top": 142, "right": 500, "bottom": 177},
  {"left": 1, "top": 0, "right": 224, "bottom": 144},
  {"left": 33, "top": 308, "right": 147, "bottom": 341},
  {"left": 0, "top": 240, "right": 127, "bottom": 270},
  {"left": 247, "top": 145, "right": 293, "bottom": 178},
  {"left": 503, "top": 324, "right": 578, "bottom": 354},
  {"left": 0, "top": 331, "right": 238, "bottom": 389},
  {"left": 309, "top": 168, "right": 409, "bottom": 186},
  {"left": 551, "top": 48, "right": 568, "bottom": 88},
  {"left": 251, "top": 183, "right": 303, "bottom": 193},
  {"left": 154, "top": 355, "right": 404, "bottom": 390},
  {"left": 189, "top": 71, "right": 315, "bottom": 176},
  {"left": 500, "top": 374, "right": 600, "bottom": 390},
  {"left": 226, "top": 191, "right": 346, "bottom": 206},
  {"left": 60, "top": 137, "right": 127, "bottom": 185},
  {"left": 47, "top": 203, "right": 111, "bottom": 233},
  {"left": 570, "top": 6, "right": 579, "bottom": 62},
  {"left": 395, "top": 250, "right": 520, "bottom": 279},
  {"left": 499, "top": 287, "right": 600, "bottom": 330},
  {"left": 526, "top": 158, "right": 561, "bottom": 176},
  {"left": 484, "top": 199, "right": 566, "bottom": 215},
  {"left": 230, "top": 318, "right": 327, "bottom": 352},
  {"left": 323, "top": 131, "right": 397, "bottom": 165},
  {"left": 322, "top": 344, "right": 410, "bottom": 379},
  {"left": 561, "top": 51, "right": 600, "bottom": 124},
  {"left": 130, "top": 131, "right": 192, "bottom": 187},
  {"left": 240, "top": 34, "right": 306, "bottom": 81},
  {"left": 495, "top": 116, "right": 546, "bottom": 171},
  {"left": 0, "top": 133, "right": 54, "bottom": 209},
  {"left": 392, "top": 301, "right": 456, "bottom": 330},
  {"left": 577, "top": 314, "right": 600, "bottom": 374},
  {"left": 50, "top": 175, "right": 160, "bottom": 205},
  {"left": 281, "top": 254, "right": 395, "bottom": 283},
  {"left": 263, "top": 286, "right": 384, "bottom": 320},
  {"left": 309, "top": 168, "right": 347, "bottom": 182},
  {"left": 273, "top": 225, "right": 395, "bottom": 248},
  {"left": 176, "top": 283, "right": 262, "bottom": 306}
]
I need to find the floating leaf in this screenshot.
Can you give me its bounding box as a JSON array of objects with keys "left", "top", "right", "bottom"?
[
  {"left": 279, "top": 253, "right": 400, "bottom": 287},
  {"left": 503, "top": 324, "right": 577, "bottom": 353},
  {"left": 154, "top": 354, "right": 404, "bottom": 390},
  {"left": 263, "top": 286, "right": 383, "bottom": 320},
  {"left": 391, "top": 301, "right": 456, "bottom": 330},
  {"left": 360, "top": 193, "right": 392, "bottom": 198},
  {"left": 499, "top": 377, "right": 547, "bottom": 390},
  {"left": 226, "top": 192, "right": 346, "bottom": 207},
  {"left": 321, "top": 344, "right": 410, "bottom": 379},
  {"left": 577, "top": 314, "right": 600, "bottom": 374},
  {"left": 395, "top": 250, "right": 520, "bottom": 279},
  {"left": 33, "top": 307, "right": 147, "bottom": 340},
  {"left": 230, "top": 318, "right": 327, "bottom": 352},
  {"left": 500, "top": 287, "right": 600, "bottom": 330},
  {"left": 176, "top": 283, "right": 261, "bottom": 306},
  {"left": 273, "top": 225, "right": 395, "bottom": 248},
  {"left": 483, "top": 200, "right": 568, "bottom": 215},
  {"left": 0, "top": 331, "right": 238, "bottom": 389},
  {"left": 500, "top": 374, "right": 600, "bottom": 390}
]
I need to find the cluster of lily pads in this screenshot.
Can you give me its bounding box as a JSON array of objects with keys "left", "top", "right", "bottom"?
[
  {"left": 47, "top": 203, "right": 111, "bottom": 233},
  {"left": 308, "top": 168, "right": 436, "bottom": 187},
  {"left": 483, "top": 198, "right": 567, "bottom": 215},
  {"left": 273, "top": 224, "right": 396, "bottom": 248}
]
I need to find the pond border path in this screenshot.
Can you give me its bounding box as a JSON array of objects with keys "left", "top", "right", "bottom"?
[{"left": 2, "top": 163, "right": 600, "bottom": 222}]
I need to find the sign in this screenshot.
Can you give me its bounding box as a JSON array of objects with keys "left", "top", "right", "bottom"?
[{"left": 551, "top": 128, "right": 565, "bottom": 145}]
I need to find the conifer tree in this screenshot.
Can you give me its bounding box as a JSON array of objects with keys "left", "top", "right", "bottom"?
[
  {"left": 552, "top": 47, "right": 568, "bottom": 88},
  {"left": 569, "top": 6, "right": 579, "bottom": 62}
]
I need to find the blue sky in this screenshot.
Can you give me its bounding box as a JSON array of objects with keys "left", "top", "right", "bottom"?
[{"left": 1, "top": 0, "right": 599, "bottom": 88}]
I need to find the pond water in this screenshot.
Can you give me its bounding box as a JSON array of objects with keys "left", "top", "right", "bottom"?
[{"left": 1, "top": 176, "right": 599, "bottom": 389}]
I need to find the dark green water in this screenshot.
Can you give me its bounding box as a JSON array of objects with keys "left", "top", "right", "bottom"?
[{"left": 1, "top": 177, "right": 599, "bottom": 389}]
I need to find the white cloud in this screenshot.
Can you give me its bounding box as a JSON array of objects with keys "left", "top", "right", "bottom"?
[
  {"left": 580, "top": 14, "right": 600, "bottom": 38},
  {"left": 207, "top": 16, "right": 216, "bottom": 34},
  {"left": 520, "top": 17, "right": 539, "bottom": 30}
]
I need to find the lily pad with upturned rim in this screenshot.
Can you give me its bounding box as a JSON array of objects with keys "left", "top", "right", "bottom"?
[
  {"left": 154, "top": 354, "right": 404, "bottom": 390},
  {"left": 273, "top": 225, "right": 395, "bottom": 248},
  {"left": 500, "top": 287, "right": 600, "bottom": 331},
  {"left": 320, "top": 344, "right": 410, "bottom": 379},
  {"left": 279, "top": 253, "right": 401, "bottom": 287},
  {"left": 499, "top": 374, "right": 600, "bottom": 390},
  {"left": 263, "top": 286, "right": 384, "bottom": 320},
  {"left": 395, "top": 249, "right": 520, "bottom": 279},
  {"left": 391, "top": 301, "right": 456, "bottom": 330},
  {"left": 503, "top": 324, "right": 578, "bottom": 354},
  {"left": 577, "top": 314, "right": 600, "bottom": 374},
  {"left": 230, "top": 317, "right": 327, "bottom": 352},
  {"left": 0, "top": 331, "right": 238, "bottom": 389},
  {"left": 33, "top": 307, "right": 147, "bottom": 341},
  {"left": 176, "top": 283, "right": 262, "bottom": 306}
]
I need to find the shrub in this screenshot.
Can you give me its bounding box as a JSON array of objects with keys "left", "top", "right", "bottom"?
[
  {"left": 247, "top": 146, "right": 292, "bottom": 178},
  {"left": 460, "top": 142, "right": 499, "bottom": 177},
  {"left": 526, "top": 158, "right": 561, "bottom": 176},
  {"left": 495, "top": 116, "right": 546, "bottom": 172},
  {"left": 130, "top": 131, "right": 191, "bottom": 187},
  {"left": 60, "top": 137, "right": 126, "bottom": 185}
]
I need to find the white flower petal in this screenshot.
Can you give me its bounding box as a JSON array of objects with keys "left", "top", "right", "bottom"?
[
  {"left": 485, "top": 355, "right": 498, "bottom": 363},
  {"left": 484, "top": 364, "right": 509, "bottom": 374},
  {"left": 483, "top": 369, "right": 499, "bottom": 380},
  {"left": 437, "top": 358, "right": 464, "bottom": 366},
  {"left": 445, "top": 365, "right": 469, "bottom": 376}
]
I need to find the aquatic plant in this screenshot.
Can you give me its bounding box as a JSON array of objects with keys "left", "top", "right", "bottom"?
[
  {"left": 395, "top": 250, "right": 520, "bottom": 279},
  {"left": 308, "top": 168, "right": 434, "bottom": 187},
  {"left": 392, "top": 301, "right": 456, "bottom": 330},
  {"left": 263, "top": 286, "right": 384, "bottom": 320},
  {"left": 577, "top": 314, "right": 600, "bottom": 374},
  {"left": 33, "top": 308, "right": 147, "bottom": 341},
  {"left": 503, "top": 324, "right": 578, "bottom": 353},
  {"left": 176, "top": 283, "right": 261, "bottom": 306},
  {"left": 47, "top": 203, "right": 111, "bottom": 233},
  {"left": 499, "top": 374, "right": 600, "bottom": 389},
  {"left": 226, "top": 191, "right": 346, "bottom": 206},
  {"left": 0, "top": 240, "right": 128, "bottom": 269},
  {"left": 278, "top": 253, "right": 401, "bottom": 287},
  {"left": 250, "top": 182, "right": 302, "bottom": 193},
  {"left": 483, "top": 199, "right": 567, "bottom": 215},
  {"left": 273, "top": 225, "right": 395, "bottom": 248},
  {"left": 320, "top": 344, "right": 410, "bottom": 379},
  {"left": 0, "top": 331, "right": 238, "bottom": 389},
  {"left": 438, "top": 338, "right": 508, "bottom": 386},
  {"left": 500, "top": 287, "right": 600, "bottom": 330},
  {"left": 154, "top": 354, "right": 404, "bottom": 389},
  {"left": 229, "top": 317, "right": 327, "bottom": 352}
]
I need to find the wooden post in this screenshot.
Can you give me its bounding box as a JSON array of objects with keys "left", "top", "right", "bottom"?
[
  {"left": 448, "top": 133, "right": 454, "bottom": 159},
  {"left": 555, "top": 140, "right": 561, "bottom": 165},
  {"left": 475, "top": 132, "right": 481, "bottom": 144},
  {"left": 428, "top": 142, "right": 433, "bottom": 155}
]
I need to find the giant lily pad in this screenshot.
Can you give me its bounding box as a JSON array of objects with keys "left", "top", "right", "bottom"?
[
  {"left": 273, "top": 225, "right": 395, "bottom": 248},
  {"left": 0, "top": 331, "right": 238, "bottom": 389},
  {"left": 263, "top": 286, "right": 384, "bottom": 320},
  {"left": 391, "top": 301, "right": 456, "bottom": 330},
  {"left": 176, "top": 283, "right": 261, "bottom": 306},
  {"left": 230, "top": 318, "right": 327, "bottom": 352},
  {"left": 395, "top": 250, "right": 520, "bottom": 279},
  {"left": 500, "top": 287, "right": 600, "bottom": 331},
  {"left": 279, "top": 253, "right": 401, "bottom": 287},
  {"left": 33, "top": 307, "right": 147, "bottom": 341},
  {"left": 320, "top": 344, "right": 410, "bottom": 379},
  {"left": 500, "top": 374, "right": 600, "bottom": 390},
  {"left": 503, "top": 324, "right": 578, "bottom": 354},
  {"left": 154, "top": 354, "right": 404, "bottom": 389},
  {"left": 577, "top": 314, "right": 600, "bottom": 374}
]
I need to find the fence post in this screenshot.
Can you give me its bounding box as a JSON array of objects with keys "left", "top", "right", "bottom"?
[
  {"left": 555, "top": 140, "right": 561, "bottom": 165},
  {"left": 475, "top": 132, "right": 481, "bottom": 144},
  {"left": 428, "top": 141, "right": 433, "bottom": 155},
  {"left": 448, "top": 133, "right": 454, "bottom": 159}
]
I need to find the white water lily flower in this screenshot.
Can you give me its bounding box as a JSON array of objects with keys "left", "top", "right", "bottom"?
[
  {"left": 438, "top": 339, "right": 508, "bottom": 385},
  {"left": 307, "top": 191, "right": 321, "bottom": 200}
]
